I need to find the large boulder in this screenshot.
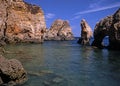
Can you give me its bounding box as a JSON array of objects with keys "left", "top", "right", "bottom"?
[
  {"left": 0, "top": 0, "right": 46, "bottom": 44},
  {"left": 77, "top": 19, "right": 92, "bottom": 45},
  {"left": 92, "top": 8, "right": 120, "bottom": 50},
  {"left": 0, "top": 55, "right": 27, "bottom": 85},
  {"left": 44, "top": 19, "right": 74, "bottom": 40}
]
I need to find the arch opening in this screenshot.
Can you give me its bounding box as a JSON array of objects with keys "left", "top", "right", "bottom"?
[{"left": 102, "top": 36, "right": 109, "bottom": 47}]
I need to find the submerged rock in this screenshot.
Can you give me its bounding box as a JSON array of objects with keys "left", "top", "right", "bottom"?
[
  {"left": 78, "top": 19, "right": 92, "bottom": 45},
  {"left": 28, "top": 70, "right": 67, "bottom": 86},
  {"left": 0, "top": 55, "right": 27, "bottom": 85},
  {"left": 44, "top": 19, "right": 74, "bottom": 40},
  {"left": 43, "top": 76, "right": 64, "bottom": 86},
  {"left": 42, "top": 73, "right": 65, "bottom": 86},
  {"left": 91, "top": 8, "right": 120, "bottom": 50},
  {"left": 0, "top": 0, "right": 46, "bottom": 44}
]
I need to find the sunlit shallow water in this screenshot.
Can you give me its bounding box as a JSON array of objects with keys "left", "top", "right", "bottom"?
[{"left": 2, "top": 39, "right": 120, "bottom": 86}]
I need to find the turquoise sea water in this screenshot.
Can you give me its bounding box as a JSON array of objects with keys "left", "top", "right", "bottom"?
[{"left": 3, "top": 38, "right": 120, "bottom": 86}]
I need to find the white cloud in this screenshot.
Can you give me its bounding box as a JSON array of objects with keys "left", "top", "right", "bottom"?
[
  {"left": 89, "top": 0, "right": 104, "bottom": 9},
  {"left": 71, "top": 2, "right": 120, "bottom": 21},
  {"left": 89, "top": 3, "right": 100, "bottom": 9},
  {"left": 70, "top": 15, "right": 81, "bottom": 20},
  {"left": 75, "top": 2, "right": 120, "bottom": 15},
  {"left": 45, "top": 13, "right": 55, "bottom": 19}
]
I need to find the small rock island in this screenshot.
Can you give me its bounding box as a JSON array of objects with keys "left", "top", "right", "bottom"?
[
  {"left": 77, "top": 19, "right": 92, "bottom": 45},
  {"left": 44, "top": 19, "right": 74, "bottom": 41}
]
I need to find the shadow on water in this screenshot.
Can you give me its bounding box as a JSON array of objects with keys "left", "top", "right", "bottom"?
[
  {"left": 24, "top": 70, "right": 68, "bottom": 86},
  {"left": 1, "top": 39, "right": 120, "bottom": 86},
  {"left": 107, "top": 50, "right": 120, "bottom": 82},
  {"left": 78, "top": 46, "right": 120, "bottom": 86}
]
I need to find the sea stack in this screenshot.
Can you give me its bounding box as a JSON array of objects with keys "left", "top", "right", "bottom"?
[
  {"left": 92, "top": 8, "right": 120, "bottom": 50},
  {"left": 44, "top": 19, "right": 74, "bottom": 40},
  {"left": 78, "top": 19, "right": 92, "bottom": 45},
  {"left": 0, "top": 0, "right": 46, "bottom": 44}
]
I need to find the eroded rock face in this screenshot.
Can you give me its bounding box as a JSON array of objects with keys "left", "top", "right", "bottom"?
[
  {"left": 78, "top": 19, "right": 92, "bottom": 45},
  {"left": 0, "top": 0, "right": 46, "bottom": 44},
  {"left": 92, "top": 8, "right": 120, "bottom": 50},
  {"left": 0, "top": 55, "right": 27, "bottom": 85},
  {"left": 44, "top": 19, "right": 74, "bottom": 40}
]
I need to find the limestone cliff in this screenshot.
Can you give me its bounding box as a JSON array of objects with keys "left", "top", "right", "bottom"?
[
  {"left": 44, "top": 19, "right": 74, "bottom": 40},
  {"left": 0, "top": 0, "right": 46, "bottom": 44},
  {"left": 78, "top": 19, "right": 92, "bottom": 45},
  {"left": 92, "top": 8, "right": 120, "bottom": 50}
]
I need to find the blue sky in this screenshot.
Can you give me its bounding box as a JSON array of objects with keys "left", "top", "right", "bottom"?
[{"left": 25, "top": 0, "right": 120, "bottom": 37}]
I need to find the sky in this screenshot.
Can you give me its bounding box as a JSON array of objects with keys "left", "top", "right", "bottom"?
[{"left": 25, "top": 0, "right": 120, "bottom": 37}]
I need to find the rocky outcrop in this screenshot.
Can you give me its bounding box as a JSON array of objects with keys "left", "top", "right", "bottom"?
[
  {"left": 91, "top": 8, "right": 120, "bottom": 50},
  {"left": 77, "top": 19, "right": 92, "bottom": 45},
  {"left": 0, "top": 0, "right": 46, "bottom": 44},
  {"left": 0, "top": 55, "right": 27, "bottom": 85},
  {"left": 44, "top": 19, "right": 74, "bottom": 40}
]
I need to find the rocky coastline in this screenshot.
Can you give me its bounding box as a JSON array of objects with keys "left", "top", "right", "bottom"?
[
  {"left": 0, "top": 0, "right": 120, "bottom": 85},
  {"left": 77, "top": 8, "right": 120, "bottom": 50},
  {"left": 0, "top": 0, "right": 119, "bottom": 49},
  {"left": 0, "top": 0, "right": 74, "bottom": 85}
]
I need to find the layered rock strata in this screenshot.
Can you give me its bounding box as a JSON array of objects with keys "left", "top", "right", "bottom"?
[
  {"left": 44, "top": 19, "right": 74, "bottom": 40},
  {"left": 0, "top": 0, "right": 46, "bottom": 44},
  {"left": 78, "top": 19, "right": 92, "bottom": 45}
]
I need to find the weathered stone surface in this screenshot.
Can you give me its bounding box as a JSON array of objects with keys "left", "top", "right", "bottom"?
[
  {"left": 78, "top": 19, "right": 92, "bottom": 45},
  {"left": 91, "top": 8, "right": 120, "bottom": 50},
  {"left": 0, "top": 0, "right": 46, "bottom": 44},
  {"left": 0, "top": 55, "right": 27, "bottom": 85},
  {"left": 44, "top": 19, "right": 74, "bottom": 40}
]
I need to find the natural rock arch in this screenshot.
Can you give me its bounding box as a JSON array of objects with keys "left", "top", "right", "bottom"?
[
  {"left": 102, "top": 36, "right": 109, "bottom": 46},
  {"left": 91, "top": 8, "right": 120, "bottom": 50}
]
